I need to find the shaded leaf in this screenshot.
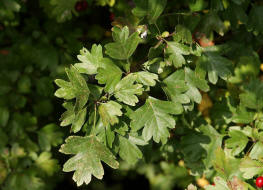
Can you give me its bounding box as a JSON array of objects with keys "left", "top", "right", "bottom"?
[{"left": 117, "top": 135, "right": 143, "bottom": 165}]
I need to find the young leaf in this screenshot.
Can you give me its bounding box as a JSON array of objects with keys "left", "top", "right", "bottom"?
[
  {"left": 55, "top": 66, "right": 90, "bottom": 110},
  {"left": 130, "top": 96, "right": 183, "bottom": 144},
  {"left": 105, "top": 26, "right": 141, "bottom": 60},
  {"left": 59, "top": 136, "right": 119, "bottom": 186},
  {"left": 75, "top": 45, "right": 104, "bottom": 75},
  {"left": 114, "top": 74, "right": 143, "bottom": 106},
  {"left": 98, "top": 101, "right": 122, "bottom": 126}
]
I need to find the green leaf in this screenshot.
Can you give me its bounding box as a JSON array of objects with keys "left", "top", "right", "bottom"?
[
  {"left": 116, "top": 135, "right": 143, "bottom": 165},
  {"left": 166, "top": 42, "right": 190, "bottom": 68},
  {"left": 50, "top": 0, "right": 78, "bottom": 22},
  {"left": 147, "top": 0, "right": 167, "bottom": 24},
  {"left": 249, "top": 142, "right": 263, "bottom": 160},
  {"left": 98, "top": 101, "right": 122, "bottom": 126},
  {"left": 130, "top": 96, "right": 183, "bottom": 143},
  {"left": 60, "top": 102, "right": 75, "bottom": 126},
  {"left": 105, "top": 126, "right": 115, "bottom": 148},
  {"left": 134, "top": 71, "right": 158, "bottom": 87},
  {"left": 143, "top": 58, "right": 166, "bottom": 74},
  {"left": 180, "top": 132, "right": 210, "bottom": 163},
  {"left": 185, "top": 67, "right": 210, "bottom": 92},
  {"left": 240, "top": 157, "right": 263, "bottom": 179},
  {"left": 228, "top": 55, "right": 260, "bottom": 84},
  {"left": 213, "top": 148, "right": 240, "bottom": 180},
  {"left": 173, "top": 25, "right": 192, "bottom": 44},
  {"left": 114, "top": 74, "right": 143, "bottom": 106},
  {"left": 199, "top": 12, "right": 226, "bottom": 36},
  {"left": 200, "top": 125, "right": 223, "bottom": 168},
  {"left": 95, "top": 58, "right": 122, "bottom": 93},
  {"left": 240, "top": 80, "right": 263, "bottom": 110},
  {"left": 225, "top": 129, "right": 248, "bottom": 156},
  {"left": 105, "top": 26, "right": 141, "bottom": 60},
  {"left": 198, "top": 52, "right": 232, "bottom": 84},
  {"left": 59, "top": 136, "right": 119, "bottom": 186},
  {"left": 132, "top": 0, "right": 167, "bottom": 24},
  {"left": 231, "top": 106, "right": 255, "bottom": 124},
  {"left": 3, "top": 172, "right": 44, "bottom": 190},
  {"left": 59, "top": 102, "right": 87, "bottom": 133},
  {"left": 38, "top": 123, "right": 63, "bottom": 151},
  {"left": 185, "top": 85, "right": 202, "bottom": 104},
  {"left": 55, "top": 66, "right": 90, "bottom": 110},
  {"left": 35, "top": 152, "right": 60, "bottom": 176},
  {"left": 132, "top": 0, "right": 148, "bottom": 17},
  {"left": 75, "top": 45, "right": 103, "bottom": 75},
  {"left": 114, "top": 121, "right": 129, "bottom": 136},
  {"left": 162, "top": 69, "right": 190, "bottom": 104}
]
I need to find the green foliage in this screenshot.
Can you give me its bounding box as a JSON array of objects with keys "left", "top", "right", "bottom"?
[
  {"left": 53, "top": 0, "right": 263, "bottom": 188},
  {"left": 2, "top": 0, "right": 263, "bottom": 189}
]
